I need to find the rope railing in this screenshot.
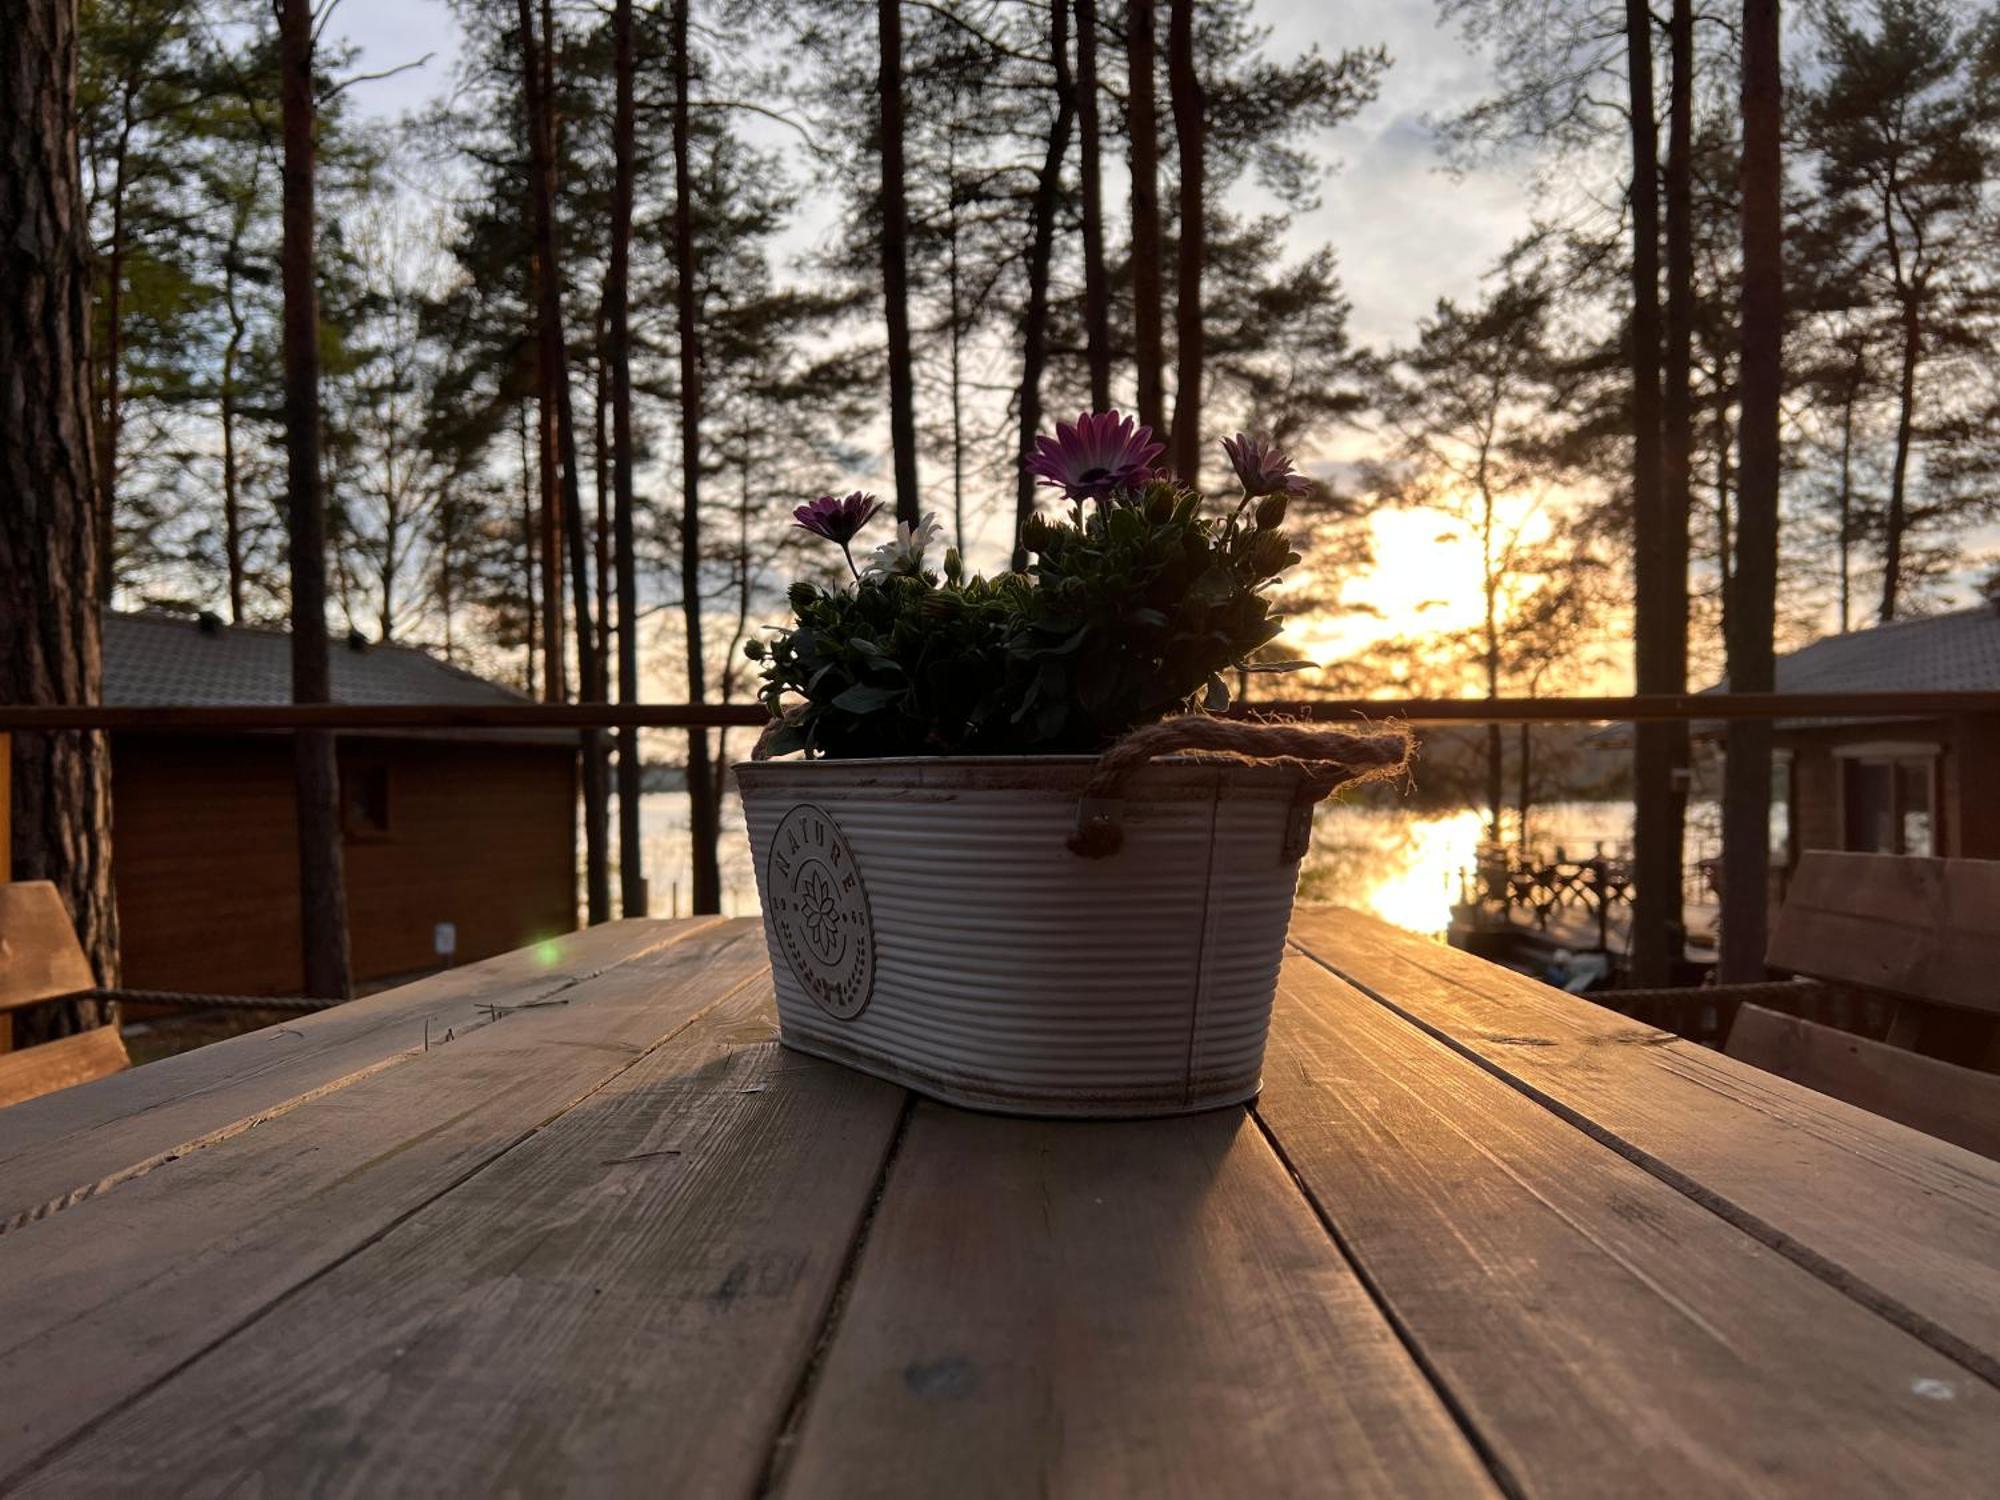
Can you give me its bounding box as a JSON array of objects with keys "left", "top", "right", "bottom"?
[{"left": 1, "top": 689, "right": 1997, "bottom": 732}]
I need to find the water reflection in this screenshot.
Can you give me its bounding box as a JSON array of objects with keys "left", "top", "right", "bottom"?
[{"left": 619, "top": 789, "right": 1661, "bottom": 935}]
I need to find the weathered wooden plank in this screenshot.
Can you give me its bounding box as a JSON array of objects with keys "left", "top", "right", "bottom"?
[
  {"left": 1260, "top": 954, "right": 2000, "bottom": 1496},
  {"left": 0, "top": 881, "right": 96, "bottom": 1013},
  {"left": 8, "top": 960, "right": 904, "bottom": 1498},
  {"left": 0, "top": 915, "right": 720, "bottom": 1224},
  {"left": 0, "top": 1026, "right": 129, "bottom": 1110},
  {"left": 1290, "top": 906, "right": 2000, "bottom": 1380},
  {"left": 0, "top": 919, "right": 772, "bottom": 1482},
  {"left": 776, "top": 1102, "right": 1500, "bottom": 1500},
  {"left": 1727, "top": 1005, "right": 2000, "bottom": 1160},
  {"left": 1768, "top": 851, "right": 2000, "bottom": 1018}
]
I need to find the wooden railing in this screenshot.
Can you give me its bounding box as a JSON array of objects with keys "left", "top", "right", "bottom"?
[{"left": 3, "top": 690, "right": 1998, "bottom": 731}]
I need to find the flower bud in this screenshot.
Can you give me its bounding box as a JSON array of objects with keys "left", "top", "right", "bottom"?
[
  {"left": 1250, "top": 529, "right": 1291, "bottom": 574},
  {"left": 1255, "top": 493, "right": 1289, "bottom": 530}
]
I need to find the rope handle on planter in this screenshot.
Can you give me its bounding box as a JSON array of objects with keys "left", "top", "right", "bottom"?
[
  {"left": 750, "top": 710, "right": 802, "bottom": 762},
  {"left": 1068, "top": 715, "right": 1414, "bottom": 860}
]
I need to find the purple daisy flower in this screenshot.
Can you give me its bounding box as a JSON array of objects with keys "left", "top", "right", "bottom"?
[
  {"left": 1222, "top": 433, "right": 1312, "bottom": 498},
  {"left": 1025, "top": 411, "right": 1165, "bottom": 502},
  {"left": 793, "top": 491, "right": 883, "bottom": 544}
]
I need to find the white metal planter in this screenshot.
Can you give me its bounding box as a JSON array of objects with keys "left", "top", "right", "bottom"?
[{"left": 737, "top": 753, "right": 1321, "bottom": 1117}]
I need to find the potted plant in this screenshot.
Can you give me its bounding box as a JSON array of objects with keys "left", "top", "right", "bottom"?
[{"left": 737, "top": 412, "right": 1409, "bottom": 1117}]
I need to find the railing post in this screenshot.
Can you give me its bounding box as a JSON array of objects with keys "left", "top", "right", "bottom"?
[{"left": 2, "top": 730, "right": 10, "bottom": 1051}]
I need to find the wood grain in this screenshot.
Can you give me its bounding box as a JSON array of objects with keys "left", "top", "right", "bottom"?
[
  {"left": 0, "top": 915, "right": 719, "bottom": 1223},
  {"left": 1727, "top": 1004, "right": 2000, "bottom": 1160},
  {"left": 1290, "top": 907, "right": 2000, "bottom": 1380},
  {"left": 1260, "top": 953, "right": 2000, "bottom": 1496},
  {"left": 112, "top": 734, "right": 580, "bottom": 994},
  {"left": 776, "top": 1101, "right": 1499, "bottom": 1500},
  {"left": 0, "top": 881, "right": 96, "bottom": 1013},
  {"left": 9, "top": 955, "right": 906, "bottom": 1498},
  {"left": 1768, "top": 851, "right": 2000, "bottom": 1018},
  {"left": 0, "top": 1026, "right": 128, "bottom": 1109},
  {"left": 0, "top": 919, "right": 769, "bottom": 1481}
]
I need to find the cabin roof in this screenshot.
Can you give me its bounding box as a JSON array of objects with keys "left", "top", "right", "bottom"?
[
  {"left": 1709, "top": 602, "right": 2000, "bottom": 733},
  {"left": 1748, "top": 603, "right": 2000, "bottom": 698},
  {"left": 1589, "top": 603, "right": 2000, "bottom": 747},
  {"left": 102, "top": 611, "right": 568, "bottom": 744}
]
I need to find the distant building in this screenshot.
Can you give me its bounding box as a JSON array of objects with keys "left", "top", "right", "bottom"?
[
  {"left": 1748, "top": 603, "right": 2000, "bottom": 867},
  {"left": 104, "top": 611, "right": 577, "bottom": 995}
]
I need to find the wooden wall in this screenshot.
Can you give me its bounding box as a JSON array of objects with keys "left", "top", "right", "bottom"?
[
  {"left": 1779, "top": 717, "right": 2000, "bottom": 865},
  {"left": 1952, "top": 712, "right": 2000, "bottom": 859},
  {"left": 112, "top": 734, "right": 578, "bottom": 995}
]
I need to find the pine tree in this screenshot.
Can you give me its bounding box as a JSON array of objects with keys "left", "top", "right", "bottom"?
[
  {"left": 1374, "top": 279, "right": 1574, "bottom": 843},
  {"left": 1797, "top": 0, "right": 2000, "bottom": 621},
  {"left": 3, "top": 0, "right": 122, "bottom": 1020}
]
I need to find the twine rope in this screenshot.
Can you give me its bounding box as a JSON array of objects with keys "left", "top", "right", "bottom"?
[
  {"left": 1067, "top": 715, "right": 1414, "bottom": 858},
  {"left": 749, "top": 712, "right": 797, "bottom": 762}
]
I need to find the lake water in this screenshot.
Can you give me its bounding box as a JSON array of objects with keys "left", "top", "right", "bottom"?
[{"left": 615, "top": 790, "right": 1739, "bottom": 940}]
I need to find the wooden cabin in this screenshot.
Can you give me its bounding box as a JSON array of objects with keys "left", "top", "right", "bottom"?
[
  {"left": 103, "top": 611, "right": 578, "bottom": 996},
  {"left": 1755, "top": 603, "right": 2000, "bottom": 869}
]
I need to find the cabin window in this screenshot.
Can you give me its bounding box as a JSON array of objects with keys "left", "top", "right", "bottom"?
[
  {"left": 1838, "top": 750, "right": 1936, "bottom": 857},
  {"left": 343, "top": 763, "right": 392, "bottom": 840}
]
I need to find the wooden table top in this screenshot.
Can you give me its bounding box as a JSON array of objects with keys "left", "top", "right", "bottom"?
[{"left": 1, "top": 909, "right": 1996, "bottom": 1497}]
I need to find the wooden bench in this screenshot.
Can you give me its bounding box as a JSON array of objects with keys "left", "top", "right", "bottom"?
[
  {"left": 1765, "top": 850, "right": 2000, "bottom": 1062},
  {"left": 1720, "top": 851, "right": 2000, "bottom": 1157},
  {"left": 0, "top": 881, "right": 129, "bottom": 1108},
  {"left": 1725, "top": 1004, "right": 2000, "bottom": 1158}
]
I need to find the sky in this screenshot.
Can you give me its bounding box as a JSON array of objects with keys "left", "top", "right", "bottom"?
[
  {"left": 321, "top": 0, "right": 1539, "bottom": 672},
  {"left": 325, "top": 0, "right": 1531, "bottom": 350}
]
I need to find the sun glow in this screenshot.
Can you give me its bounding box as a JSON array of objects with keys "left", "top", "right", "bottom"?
[
  {"left": 1352, "top": 807, "right": 1486, "bottom": 936},
  {"left": 1286, "top": 508, "right": 1490, "bottom": 671}
]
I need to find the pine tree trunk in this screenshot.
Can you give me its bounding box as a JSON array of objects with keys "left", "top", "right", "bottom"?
[
  {"left": 1516, "top": 721, "right": 1532, "bottom": 848},
  {"left": 519, "top": 0, "right": 606, "bottom": 922},
  {"left": 518, "top": 399, "right": 538, "bottom": 693},
  {"left": 1481, "top": 481, "right": 1502, "bottom": 846},
  {"left": 1649, "top": 0, "right": 1696, "bottom": 974},
  {"left": 1712, "top": 377, "right": 1733, "bottom": 647},
  {"left": 221, "top": 269, "right": 246, "bottom": 623},
  {"left": 1, "top": 0, "right": 120, "bottom": 1030},
  {"left": 96, "top": 78, "right": 134, "bottom": 605},
  {"left": 1127, "top": 0, "right": 1165, "bottom": 434},
  {"left": 878, "top": 0, "right": 921, "bottom": 526},
  {"left": 1077, "top": 0, "right": 1111, "bottom": 410},
  {"left": 672, "top": 0, "right": 721, "bottom": 913},
  {"left": 518, "top": 0, "right": 564, "bottom": 705},
  {"left": 1013, "top": 0, "right": 1077, "bottom": 570},
  {"left": 1880, "top": 297, "right": 1919, "bottom": 622},
  {"left": 1722, "top": 0, "right": 1783, "bottom": 984},
  {"left": 1166, "top": 0, "right": 1203, "bottom": 480},
  {"left": 546, "top": 0, "right": 608, "bottom": 928},
  {"left": 1837, "top": 362, "right": 1856, "bottom": 632},
  {"left": 278, "top": 0, "right": 351, "bottom": 1000},
  {"left": 610, "top": 0, "right": 645, "bottom": 917},
  {"left": 1623, "top": 0, "right": 1681, "bottom": 986},
  {"left": 947, "top": 165, "right": 968, "bottom": 552}
]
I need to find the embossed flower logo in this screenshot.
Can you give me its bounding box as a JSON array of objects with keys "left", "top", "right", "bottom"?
[
  {"left": 798, "top": 866, "right": 841, "bottom": 959},
  {"left": 765, "top": 804, "right": 875, "bottom": 1021}
]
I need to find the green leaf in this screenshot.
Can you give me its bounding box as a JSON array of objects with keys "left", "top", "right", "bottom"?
[
  {"left": 832, "top": 683, "right": 903, "bottom": 713},
  {"left": 1188, "top": 564, "right": 1237, "bottom": 604}
]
